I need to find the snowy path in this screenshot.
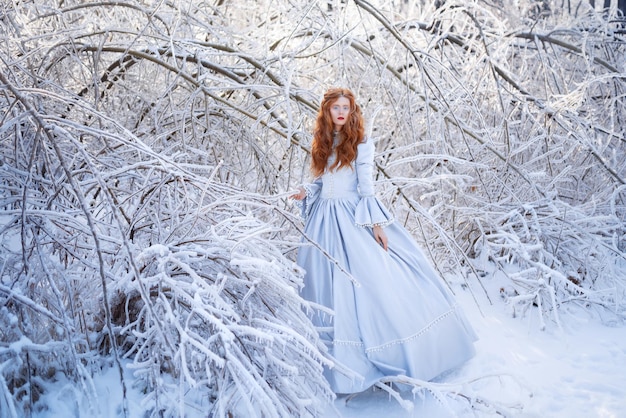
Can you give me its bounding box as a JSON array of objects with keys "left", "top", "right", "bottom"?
[{"left": 328, "top": 283, "right": 626, "bottom": 417}]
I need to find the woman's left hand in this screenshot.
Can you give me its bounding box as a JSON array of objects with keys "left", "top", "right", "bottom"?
[{"left": 373, "top": 225, "right": 388, "bottom": 251}]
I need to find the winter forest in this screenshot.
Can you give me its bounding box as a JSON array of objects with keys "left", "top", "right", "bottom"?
[{"left": 0, "top": 0, "right": 625, "bottom": 417}]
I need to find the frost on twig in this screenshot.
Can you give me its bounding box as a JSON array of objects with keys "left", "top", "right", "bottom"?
[{"left": 359, "top": 373, "right": 529, "bottom": 417}]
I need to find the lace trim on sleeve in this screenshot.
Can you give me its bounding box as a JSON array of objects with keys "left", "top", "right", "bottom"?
[
  {"left": 299, "top": 181, "right": 321, "bottom": 221},
  {"left": 354, "top": 195, "right": 394, "bottom": 228},
  {"left": 356, "top": 219, "right": 395, "bottom": 229}
]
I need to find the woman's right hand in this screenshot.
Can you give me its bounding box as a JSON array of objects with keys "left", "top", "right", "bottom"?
[
  {"left": 291, "top": 187, "right": 306, "bottom": 200},
  {"left": 373, "top": 225, "right": 388, "bottom": 251}
]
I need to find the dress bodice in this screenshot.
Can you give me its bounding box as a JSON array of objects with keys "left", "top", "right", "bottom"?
[
  {"left": 320, "top": 164, "right": 359, "bottom": 199},
  {"left": 320, "top": 140, "right": 371, "bottom": 199},
  {"left": 300, "top": 139, "right": 394, "bottom": 228}
]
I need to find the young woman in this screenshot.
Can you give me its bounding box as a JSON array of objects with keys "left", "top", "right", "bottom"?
[{"left": 292, "top": 88, "right": 477, "bottom": 394}]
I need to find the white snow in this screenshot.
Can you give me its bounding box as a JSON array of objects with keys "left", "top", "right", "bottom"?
[{"left": 31, "top": 273, "right": 626, "bottom": 418}]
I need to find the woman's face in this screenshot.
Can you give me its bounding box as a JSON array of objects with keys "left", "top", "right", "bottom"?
[{"left": 329, "top": 96, "right": 351, "bottom": 131}]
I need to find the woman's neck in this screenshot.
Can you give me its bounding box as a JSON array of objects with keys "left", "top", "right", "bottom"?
[{"left": 332, "top": 130, "right": 341, "bottom": 146}]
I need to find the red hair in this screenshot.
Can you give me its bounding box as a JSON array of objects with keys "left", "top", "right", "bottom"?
[{"left": 311, "top": 88, "right": 365, "bottom": 177}]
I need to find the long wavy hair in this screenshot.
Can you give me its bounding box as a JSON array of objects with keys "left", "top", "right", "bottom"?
[{"left": 311, "top": 88, "right": 365, "bottom": 177}]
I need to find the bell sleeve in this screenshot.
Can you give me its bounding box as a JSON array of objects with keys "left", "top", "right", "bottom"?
[
  {"left": 298, "top": 177, "right": 322, "bottom": 221},
  {"left": 354, "top": 140, "right": 394, "bottom": 228}
]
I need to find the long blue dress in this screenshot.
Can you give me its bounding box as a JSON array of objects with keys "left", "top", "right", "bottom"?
[{"left": 297, "top": 139, "right": 477, "bottom": 394}]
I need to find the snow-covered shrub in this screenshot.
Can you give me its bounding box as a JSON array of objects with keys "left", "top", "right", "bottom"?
[
  {"left": 103, "top": 179, "right": 335, "bottom": 417},
  {"left": 343, "top": 0, "right": 626, "bottom": 324},
  {"left": 474, "top": 196, "right": 626, "bottom": 328},
  {"left": 0, "top": 74, "right": 332, "bottom": 417}
]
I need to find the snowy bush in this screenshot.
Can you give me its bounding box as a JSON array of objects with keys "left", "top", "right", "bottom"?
[
  {"left": 342, "top": 0, "right": 626, "bottom": 323},
  {"left": 0, "top": 65, "right": 331, "bottom": 417}
]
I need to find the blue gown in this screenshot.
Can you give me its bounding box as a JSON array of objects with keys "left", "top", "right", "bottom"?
[{"left": 297, "top": 139, "right": 477, "bottom": 394}]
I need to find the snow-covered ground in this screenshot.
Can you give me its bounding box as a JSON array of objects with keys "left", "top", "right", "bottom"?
[
  {"left": 34, "top": 272, "right": 626, "bottom": 418},
  {"left": 330, "top": 274, "right": 626, "bottom": 418}
]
